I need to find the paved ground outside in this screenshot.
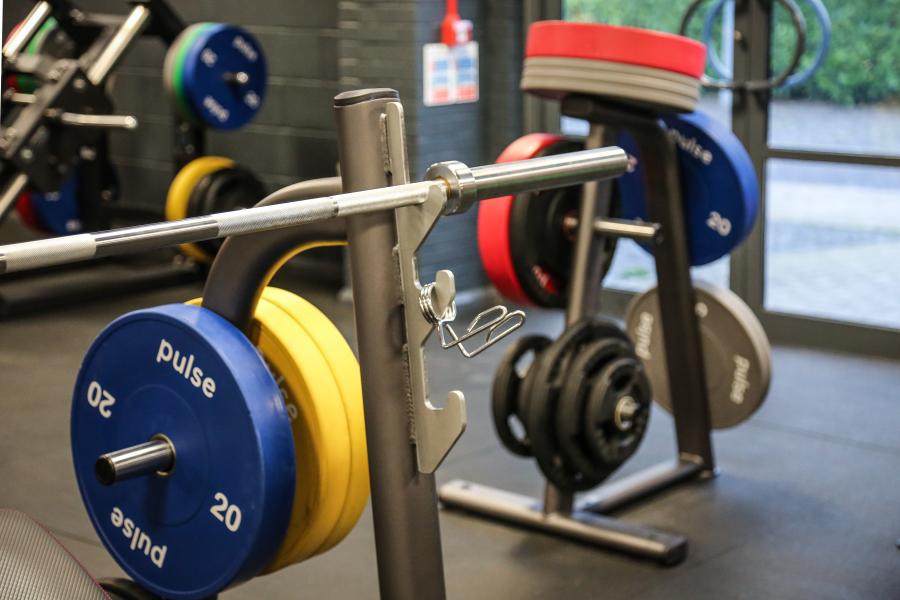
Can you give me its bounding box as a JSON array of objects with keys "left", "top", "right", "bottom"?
[{"left": 585, "top": 98, "right": 900, "bottom": 330}]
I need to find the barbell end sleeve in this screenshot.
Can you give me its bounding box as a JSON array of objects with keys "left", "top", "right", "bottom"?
[
  {"left": 427, "top": 146, "right": 629, "bottom": 216},
  {"left": 425, "top": 160, "right": 476, "bottom": 216},
  {"left": 95, "top": 437, "right": 175, "bottom": 486},
  {"left": 468, "top": 146, "right": 629, "bottom": 205},
  {"left": 85, "top": 4, "right": 152, "bottom": 85},
  {"left": 593, "top": 217, "right": 661, "bottom": 241},
  {"left": 2, "top": 1, "right": 52, "bottom": 60},
  {"left": 57, "top": 112, "right": 139, "bottom": 130}
]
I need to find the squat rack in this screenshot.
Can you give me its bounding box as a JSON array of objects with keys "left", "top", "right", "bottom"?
[
  {"left": 0, "top": 90, "right": 634, "bottom": 600},
  {"left": 440, "top": 95, "right": 717, "bottom": 566},
  {"left": 0, "top": 0, "right": 205, "bottom": 317}
]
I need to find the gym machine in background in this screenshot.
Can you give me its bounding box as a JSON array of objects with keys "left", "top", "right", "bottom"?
[
  {"left": 0, "top": 0, "right": 268, "bottom": 316},
  {"left": 440, "top": 21, "right": 772, "bottom": 565},
  {"left": 0, "top": 89, "right": 629, "bottom": 600}
]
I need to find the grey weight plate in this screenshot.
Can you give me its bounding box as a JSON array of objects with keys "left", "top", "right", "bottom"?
[
  {"left": 624, "top": 281, "right": 772, "bottom": 429},
  {"left": 522, "top": 64, "right": 699, "bottom": 99},
  {"left": 522, "top": 73, "right": 699, "bottom": 113},
  {"left": 522, "top": 67, "right": 700, "bottom": 109},
  {"left": 525, "top": 56, "right": 702, "bottom": 90},
  {"left": 523, "top": 65, "right": 700, "bottom": 100},
  {"left": 700, "top": 281, "right": 773, "bottom": 389},
  {"left": 522, "top": 66, "right": 699, "bottom": 113}
]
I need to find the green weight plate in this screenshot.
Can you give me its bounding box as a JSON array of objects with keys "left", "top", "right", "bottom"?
[
  {"left": 16, "top": 17, "right": 75, "bottom": 94},
  {"left": 624, "top": 281, "right": 772, "bottom": 429},
  {"left": 164, "top": 23, "right": 212, "bottom": 123}
]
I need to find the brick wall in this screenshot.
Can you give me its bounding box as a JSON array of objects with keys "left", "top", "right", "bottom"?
[{"left": 3, "top": 0, "right": 525, "bottom": 290}]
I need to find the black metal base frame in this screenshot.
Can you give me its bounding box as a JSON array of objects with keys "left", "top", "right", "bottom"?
[{"left": 440, "top": 96, "right": 717, "bottom": 566}]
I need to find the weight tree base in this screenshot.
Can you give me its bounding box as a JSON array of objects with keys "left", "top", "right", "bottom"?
[{"left": 440, "top": 459, "right": 709, "bottom": 566}]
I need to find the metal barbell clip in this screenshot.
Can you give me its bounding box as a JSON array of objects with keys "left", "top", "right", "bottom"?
[{"left": 420, "top": 269, "right": 526, "bottom": 358}]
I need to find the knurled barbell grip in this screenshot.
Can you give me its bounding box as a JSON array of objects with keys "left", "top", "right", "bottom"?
[
  {"left": 86, "top": 4, "right": 152, "bottom": 86},
  {"left": 0, "top": 147, "right": 628, "bottom": 274},
  {"left": 428, "top": 146, "right": 628, "bottom": 215}
]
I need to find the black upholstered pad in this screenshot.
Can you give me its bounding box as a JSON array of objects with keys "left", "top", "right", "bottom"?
[{"left": 0, "top": 509, "right": 108, "bottom": 600}]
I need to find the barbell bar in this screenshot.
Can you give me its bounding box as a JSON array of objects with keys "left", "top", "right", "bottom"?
[
  {"left": 95, "top": 437, "right": 175, "bottom": 486},
  {"left": 0, "top": 146, "right": 629, "bottom": 274}
]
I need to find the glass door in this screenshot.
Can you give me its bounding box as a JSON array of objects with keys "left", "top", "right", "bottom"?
[
  {"left": 762, "top": 0, "right": 900, "bottom": 331},
  {"left": 541, "top": 0, "right": 900, "bottom": 356},
  {"left": 731, "top": 0, "right": 900, "bottom": 356}
]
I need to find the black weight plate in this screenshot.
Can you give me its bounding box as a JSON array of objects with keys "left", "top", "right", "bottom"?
[
  {"left": 584, "top": 357, "right": 652, "bottom": 468},
  {"left": 555, "top": 333, "right": 633, "bottom": 486},
  {"left": 491, "top": 334, "right": 552, "bottom": 457},
  {"left": 186, "top": 170, "right": 220, "bottom": 219},
  {"left": 185, "top": 168, "right": 223, "bottom": 258},
  {"left": 524, "top": 318, "right": 619, "bottom": 492},
  {"left": 200, "top": 165, "right": 265, "bottom": 216},
  {"left": 508, "top": 143, "right": 620, "bottom": 308},
  {"left": 195, "top": 166, "right": 265, "bottom": 256}
]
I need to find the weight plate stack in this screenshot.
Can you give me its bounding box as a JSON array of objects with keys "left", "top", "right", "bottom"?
[
  {"left": 72, "top": 304, "right": 296, "bottom": 600},
  {"left": 164, "top": 24, "right": 208, "bottom": 125},
  {"left": 618, "top": 110, "right": 760, "bottom": 266},
  {"left": 555, "top": 335, "right": 650, "bottom": 486},
  {"left": 522, "top": 21, "right": 706, "bottom": 113},
  {"left": 164, "top": 23, "right": 266, "bottom": 130},
  {"left": 522, "top": 318, "right": 639, "bottom": 492},
  {"left": 625, "top": 281, "right": 772, "bottom": 429},
  {"left": 74, "top": 287, "right": 369, "bottom": 598},
  {"left": 478, "top": 134, "right": 619, "bottom": 308},
  {"left": 249, "top": 288, "right": 369, "bottom": 569}
]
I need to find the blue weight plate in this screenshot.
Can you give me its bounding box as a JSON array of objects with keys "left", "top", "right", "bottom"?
[
  {"left": 180, "top": 23, "right": 266, "bottom": 130},
  {"left": 31, "top": 171, "right": 82, "bottom": 235},
  {"left": 72, "top": 305, "right": 295, "bottom": 600},
  {"left": 618, "top": 111, "right": 759, "bottom": 266}
]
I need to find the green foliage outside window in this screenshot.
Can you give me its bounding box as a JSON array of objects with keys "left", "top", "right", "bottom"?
[{"left": 564, "top": 0, "right": 900, "bottom": 105}]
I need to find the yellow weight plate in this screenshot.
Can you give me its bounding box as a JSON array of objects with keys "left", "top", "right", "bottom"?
[
  {"left": 254, "top": 298, "right": 353, "bottom": 569},
  {"left": 166, "top": 156, "right": 233, "bottom": 262},
  {"left": 187, "top": 294, "right": 352, "bottom": 570},
  {"left": 262, "top": 287, "right": 369, "bottom": 554}
]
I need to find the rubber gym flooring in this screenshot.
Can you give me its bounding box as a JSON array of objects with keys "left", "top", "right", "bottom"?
[{"left": 1, "top": 275, "right": 899, "bottom": 600}]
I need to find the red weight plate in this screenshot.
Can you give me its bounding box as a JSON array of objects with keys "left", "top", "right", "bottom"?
[
  {"left": 4, "top": 22, "right": 23, "bottom": 92},
  {"left": 478, "top": 133, "right": 565, "bottom": 305},
  {"left": 15, "top": 192, "right": 46, "bottom": 232},
  {"left": 526, "top": 21, "right": 706, "bottom": 79}
]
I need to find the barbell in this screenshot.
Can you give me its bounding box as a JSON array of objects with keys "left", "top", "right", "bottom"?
[{"left": 0, "top": 146, "right": 630, "bottom": 275}]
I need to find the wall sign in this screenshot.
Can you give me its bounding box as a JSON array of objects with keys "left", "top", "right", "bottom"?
[{"left": 423, "top": 42, "right": 479, "bottom": 107}]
